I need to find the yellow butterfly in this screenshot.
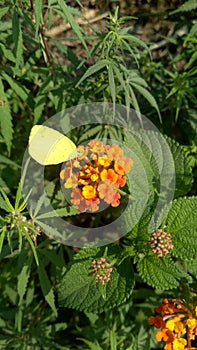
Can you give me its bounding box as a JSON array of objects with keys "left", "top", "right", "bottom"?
[{"left": 28, "top": 125, "right": 77, "bottom": 165}]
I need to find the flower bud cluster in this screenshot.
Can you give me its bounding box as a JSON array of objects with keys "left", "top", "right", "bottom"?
[
  {"left": 148, "top": 229, "right": 174, "bottom": 257},
  {"left": 91, "top": 257, "right": 113, "bottom": 285}
]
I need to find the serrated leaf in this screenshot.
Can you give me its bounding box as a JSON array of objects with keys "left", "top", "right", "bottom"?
[
  {"left": 128, "top": 84, "right": 140, "bottom": 113},
  {"left": 56, "top": 0, "right": 88, "bottom": 51},
  {"left": 2, "top": 73, "right": 34, "bottom": 109},
  {"left": 33, "top": 219, "right": 65, "bottom": 244},
  {"left": 121, "top": 34, "right": 149, "bottom": 50},
  {"left": 12, "top": 10, "right": 23, "bottom": 69},
  {"left": 0, "top": 155, "right": 20, "bottom": 168},
  {"left": 165, "top": 196, "right": 197, "bottom": 259},
  {"left": 78, "top": 125, "right": 104, "bottom": 143},
  {"left": 74, "top": 247, "right": 101, "bottom": 261},
  {"left": 17, "top": 254, "right": 33, "bottom": 305},
  {"left": 76, "top": 60, "right": 108, "bottom": 87},
  {"left": 187, "top": 259, "right": 197, "bottom": 278},
  {"left": 25, "top": 279, "right": 35, "bottom": 307},
  {"left": 130, "top": 82, "right": 161, "bottom": 121},
  {"left": 34, "top": 0, "right": 43, "bottom": 37},
  {"left": 30, "top": 192, "right": 46, "bottom": 218},
  {"left": 33, "top": 94, "right": 46, "bottom": 124},
  {"left": 0, "top": 43, "right": 15, "bottom": 63},
  {"left": 113, "top": 64, "right": 126, "bottom": 90},
  {"left": 0, "top": 188, "right": 14, "bottom": 211},
  {"left": 137, "top": 255, "right": 181, "bottom": 289},
  {"left": 36, "top": 205, "right": 79, "bottom": 219},
  {"left": 108, "top": 63, "right": 116, "bottom": 107},
  {"left": 58, "top": 247, "right": 134, "bottom": 313},
  {"left": 186, "top": 50, "right": 197, "bottom": 69},
  {"left": 0, "top": 6, "right": 9, "bottom": 19},
  {"left": 126, "top": 196, "right": 155, "bottom": 243},
  {"left": 52, "top": 40, "right": 80, "bottom": 66},
  {"left": 115, "top": 65, "right": 140, "bottom": 116},
  {"left": 39, "top": 247, "right": 65, "bottom": 268},
  {"left": 0, "top": 194, "right": 10, "bottom": 212},
  {"left": 164, "top": 137, "right": 193, "bottom": 197},
  {"left": 187, "top": 20, "right": 197, "bottom": 37},
  {"left": 37, "top": 263, "right": 57, "bottom": 316},
  {"left": 0, "top": 79, "right": 13, "bottom": 154},
  {"left": 124, "top": 130, "right": 170, "bottom": 230},
  {"left": 0, "top": 228, "right": 6, "bottom": 252},
  {"left": 129, "top": 73, "right": 148, "bottom": 87},
  {"left": 21, "top": 226, "right": 39, "bottom": 266},
  {"left": 171, "top": 0, "right": 197, "bottom": 14},
  {"left": 78, "top": 338, "right": 103, "bottom": 350}
]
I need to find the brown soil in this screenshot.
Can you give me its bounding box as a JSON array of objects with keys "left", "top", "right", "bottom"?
[{"left": 45, "top": 0, "right": 186, "bottom": 63}]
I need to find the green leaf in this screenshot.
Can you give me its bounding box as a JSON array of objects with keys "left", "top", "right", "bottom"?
[
  {"left": 2, "top": 73, "right": 34, "bottom": 109},
  {"left": 170, "top": 0, "right": 197, "bottom": 14},
  {"left": 164, "top": 137, "right": 193, "bottom": 197},
  {"left": 77, "top": 41, "right": 101, "bottom": 70},
  {"left": 17, "top": 253, "right": 33, "bottom": 305},
  {"left": 124, "top": 130, "right": 170, "bottom": 229},
  {"left": 187, "top": 20, "right": 197, "bottom": 38},
  {"left": 165, "top": 196, "right": 197, "bottom": 260},
  {"left": 33, "top": 94, "right": 46, "bottom": 124},
  {"left": 0, "top": 228, "right": 6, "bottom": 252},
  {"left": 130, "top": 82, "right": 161, "bottom": 122},
  {"left": 21, "top": 227, "right": 39, "bottom": 266},
  {"left": 187, "top": 259, "right": 197, "bottom": 278},
  {"left": 108, "top": 63, "right": 116, "bottom": 108},
  {"left": 112, "top": 64, "right": 141, "bottom": 113},
  {"left": 52, "top": 40, "right": 80, "bottom": 66},
  {"left": 15, "top": 181, "right": 27, "bottom": 212},
  {"left": 37, "top": 262, "right": 57, "bottom": 316},
  {"left": 137, "top": 255, "right": 181, "bottom": 289},
  {"left": 55, "top": 207, "right": 79, "bottom": 217},
  {"left": 0, "top": 193, "right": 10, "bottom": 212},
  {"left": 0, "top": 188, "right": 14, "bottom": 212},
  {"left": 58, "top": 247, "right": 134, "bottom": 312},
  {"left": 12, "top": 10, "right": 23, "bottom": 69},
  {"left": 76, "top": 59, "right": 109, "bottom": 87},
  {"left": 74, "top": 247, "right": 101, "bottom": 261},
  {"left": 128, "top": 72, "right": 148, "bottom": 87},
  {"left": 35, "top": 206, "right": 79, "bottom": 220},
  {"left": 186, "top": 50, "right": 197, "bottom": 69},
  {"left": 77, "top": 125, "right": 104, "bottom": 143},
  {"left": 121, "top": 34, "right": 149, "bottom": 50},
  {"left": 78, "top": 338, "right": 103, "bottom": 350},
  {"left": 34, "top": 0, "right": 43, "bottom": 37},
  {"left": 0, "top": 6, "right": 9, "bottom": 19},
  {"left": 135, "top": 324, "right": 151, "bottom": 350},
  {"left": 0, "top": 155, "right": 20, "bottom": 168},
  {"left": 0, "top": 79, "right": 13, "bottom": 154},
  {"left": 128, "top": 84, "right": 140, "bottom": 114},
  {"left": 39, "top": 247, "right": 65, "bottom": 268},
  {"left": 0, "top": 43, "right": 15, "bottom": 63},
  {"left": 56, "top": 0, "right": 88, "bottom": 51}
]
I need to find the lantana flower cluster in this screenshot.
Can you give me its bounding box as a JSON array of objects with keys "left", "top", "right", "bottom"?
[
  {"left": 91, "top": 257, "right": 113, "bottom": 285},
  {"left": 149, "top": 298, "right": 197, "bottom": 349},
  {"left": 60, "top": 140, "right": 133, "bottom": 212},
  {"left": 148, "top": 229, "right": 174, "bottom": 257}
]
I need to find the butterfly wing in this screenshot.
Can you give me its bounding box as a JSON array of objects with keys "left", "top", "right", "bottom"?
[{"left": 28, "top": 125, "right": 77, "bottom": 165}]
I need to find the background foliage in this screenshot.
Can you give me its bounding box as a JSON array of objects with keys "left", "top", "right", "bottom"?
[{"left": 0, "top": 0, "right": 197, "bottom": 349}]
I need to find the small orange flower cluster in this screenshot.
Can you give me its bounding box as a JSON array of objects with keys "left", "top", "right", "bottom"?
[
  {"left": 60, "top": 140, "right": 133, "bottom": 212},
  {"left": 149, "top": 298, "right": 197, "bottom": 350},
  {"left": 91, "top": 257, "right": 113, "bottom": 285}
]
